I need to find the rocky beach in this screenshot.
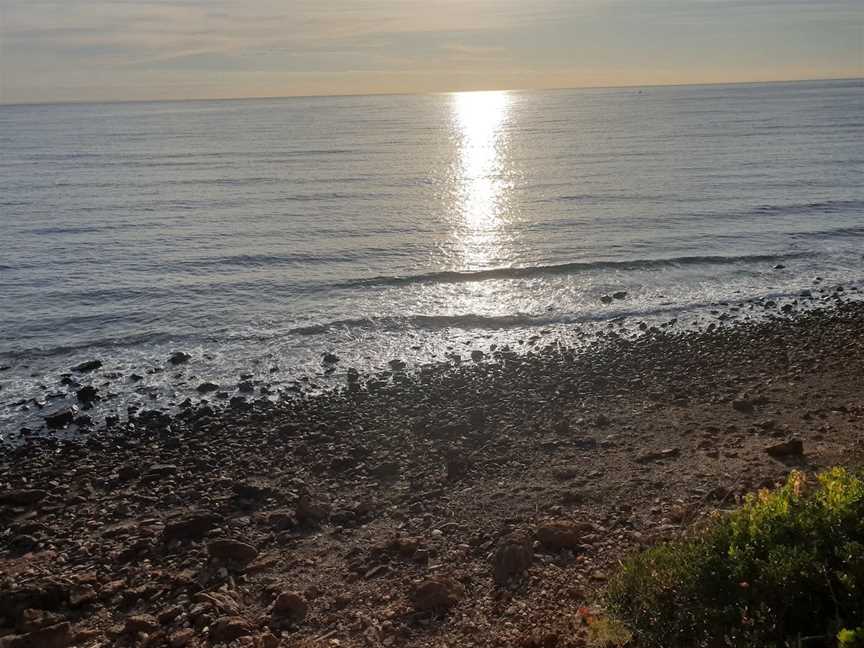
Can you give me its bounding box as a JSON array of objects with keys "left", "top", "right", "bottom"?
[{"left": 2, "top": 291, "right": 864, "bottom": 647}]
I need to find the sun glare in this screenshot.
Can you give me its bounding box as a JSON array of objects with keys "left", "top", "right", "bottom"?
[{"left": 450, "top": 90, "right": 512, "bottom": 270}]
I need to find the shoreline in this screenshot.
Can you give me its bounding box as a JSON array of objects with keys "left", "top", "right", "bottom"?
[
  {"left": 2, "top": 278, "right": 860, "bottom": 444},
  {"left": 2, "top": 303, "right": 864, "bottom": 646}
]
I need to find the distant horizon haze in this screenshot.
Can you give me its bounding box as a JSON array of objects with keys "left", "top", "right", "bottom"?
[{"left": 2, "top": 0, "right": 861, "bottom": 104}]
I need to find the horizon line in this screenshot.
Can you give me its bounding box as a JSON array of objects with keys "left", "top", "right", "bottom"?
[{"left": 2, "top": 74, "right": 862, "bottom": 109}]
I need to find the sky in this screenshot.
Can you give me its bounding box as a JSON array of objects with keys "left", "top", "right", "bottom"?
[{"left": 1, "top": 0, "right": 862, "bottom": 104}]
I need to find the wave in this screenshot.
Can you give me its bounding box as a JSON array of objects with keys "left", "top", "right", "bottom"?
[
  {"left": 749, "top": 199, "right": 864, "bottom": 216},
  {"left": 335, "top": 252, "right": 810, "bottom": 289}
]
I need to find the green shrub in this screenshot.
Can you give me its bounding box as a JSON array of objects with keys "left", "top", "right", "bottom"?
[{"left": 606, "top": 468, "right": 864, "bottom": 647}]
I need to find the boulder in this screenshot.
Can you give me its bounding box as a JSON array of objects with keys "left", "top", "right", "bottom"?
[
  {"left": 162, "top": 512, "right": 223, "bottom": 542},
  {"left": 409, "top": 578, "right": 464, "bottom": 612},
  {"left": 0, "top": 489, "right": 47, "bottom": 507},
  {"left": 536, "top": 521, "right": 589, "bottom": 550},
  {"left": 209, "top": 617, "right": 253, "bottom": 643},
  {"left": 44, "top": 408, "right": 77, "bottom": 430},
  {"left": 0, "top": 622, "right": 72, "bottom": 648},
  {"left": 196, "top": 382, "right": 219, "bottom": 394},
  {"left": 124, "top": 614, "right": 159, "bottom": 635},
  {"left": 765, "top": 438, "right": 804, "bottom": 458},
  {"left": 207, "top": 539, "right": 259, "bottom": 565},
  {"left": 73, "top": 360, "right": 102, "bottom": 373},
  {"left": 493, "top": 533, "right": 533, "bottom": 584},
  {"left": 272, "top": 591, "right": 308, "bottom": 623},
  {"left": 168, "top": 351, "right": 191, "bottom": 365},
  {"left": 75, "top": 386, "right": 98, "bottom": 404}
]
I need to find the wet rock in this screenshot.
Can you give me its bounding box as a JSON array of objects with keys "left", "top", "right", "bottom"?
[
  {"left": 322, "top": 352, "right": 340, "bottom": 364},
  {"left": 44, "top": 408, "right": 77, "bottom": 430},
  {"left": 600, "top": 295, "right": 613, "bottom": 304},
  {"left": 73, "top": 360, "right": 102, "bottom": 373},
  {"left": 209, "top": 617, "right": 253, "bottom": 643},
  {"left": 409, "top": 577, "right": 464, "bottom": 612},
  {"left": 75, "top": 386, "right": 98, "bottom": 404},
  {"left": 272, "top": 591, "right": 308, "bottom": 623},
  {"left": 163, "top": 511, "right": 223, "bottom": 541},
  {"left": 207, "top": 538, "right": 259, "bottom": 565},
  {"left": 169, "top": 351, "right": 192, "bottom": 365},
  {"left": 124, "top": 614, "right": 159, "bottom": 635},
  {"left": 237, "top": 380, "right": 255, "bottom": 393},
  {"left": 196, "top": 382, "right": 219, "bottom": 394},
  {"left": 613, "top": 291, "right": 628, "bottom": 300},
  {"left": 493, "top": 533, "right": 533, "bottom": 584},
  {"left": 389, "top": 359, "right": 407, "bottom": 371},
  {"left": 765, "top": 438, "right": 804, "bottom": 458},
  {"left": 229, "top": 395, "right": 252, "bottom": 412},
  {"left": 470, "top": 350, "right": 485, "bottom": 361},
  {"left": 0, "top": 489, "right": 48, "bottom": 507}
]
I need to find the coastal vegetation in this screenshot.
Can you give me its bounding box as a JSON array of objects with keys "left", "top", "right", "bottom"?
[{"left": 606, "top": 468, "right": 864, "bottom": 647}]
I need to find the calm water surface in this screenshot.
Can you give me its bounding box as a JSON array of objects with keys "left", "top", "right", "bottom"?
[{"left": 1, "top": 79, "right": 863, "bottom": 433}]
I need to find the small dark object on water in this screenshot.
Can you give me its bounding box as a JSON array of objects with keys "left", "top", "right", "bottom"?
[
  {"left": 322, "top": 352, "right": 340, "bottom": 364},
  {"left": 600, "top": 295, "right": 613, "bottom": 304},
  {"left": 197, "top": 382, "right": 219, "bottom": 394},
  {"left": 613, "top": 291, "right": 628, "bottom": 300}
]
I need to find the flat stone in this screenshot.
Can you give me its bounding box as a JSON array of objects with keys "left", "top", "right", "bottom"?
[
  {"left": 207, "top": 538, "right": 259, "bottom": 565},
  {"left": 765, "top": 438, "right": 804, "bottom": 458}
]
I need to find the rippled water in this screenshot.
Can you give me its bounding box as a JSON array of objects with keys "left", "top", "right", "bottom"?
[{"left": 1, "top": 79, "right": 863, "bottom": 433}]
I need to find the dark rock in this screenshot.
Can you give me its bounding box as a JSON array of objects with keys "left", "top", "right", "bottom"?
[
  {"left": 73, "top": 360, "right": 102, "bottom": 373},
  {"left": 233, "top": 479, "right": 273, "bottom": 499},
  {"left": 75, "top": 386, "right": 98, "bottom": 404},
  {"left": 322, "top": 352, "right": 340, "bottom": 364},
  {"left": 44, "top": 408, "right": 77, "bottom": 429},
  {"left": 163, "top": 511, "right": 223, "bottom": 541},
  {"left": 410, "top": 578, "right": 464, "bottom": 612},
  {"left": 272, "top": 591, "right": 308, "bottom": 623},
  {"left": 0, "top": 489, "right": 48, "bottom": 507},
  {"left": 124, "top": 614, "right": 159, "bottom": 635},
  {"left": 765, "top": 438, "right": 804, "bottom": 458},
  {"left": 470, "top": 350, "right": 485, "bottom": 361},
  {"left": 389, "top": 359, "right": 407, "bottom": 371},
  {"left": 209, "top": 617, "right": 253, "bottom": 643},
  {"left": 0, "top": 622, "right": 72, "bottom": 648},
  {"left": 296, "top": 494, "right": 329, "bottom": 523},
  {"left": 493, "top": 533, "right": 533, "bottom": 584},
  {"left": 207, "top": 538, "right": 259, "bottom": 565},
  {"left": 732, "top": 399, "right": 755, "bottom": 414},
  {"left": 612, "top": 291, "right": 628, "bottom": 300},
  {"left": 196, "top": 382, "right": 219, "bottom": 394},
  {"left": 600, "top": 295, "right": 613, "bottom": 304},
  {"left": 536, "top": 520, "right": 590, "bottom": 550},
  {"left": 229, "top": 396, "right": 252, "bottom": 412},
  {"left": 168, "top": 351, "right": 192, "bottom": 365},
  {"left": 237, "top": 380, "right": 254, "bottom": 393}
]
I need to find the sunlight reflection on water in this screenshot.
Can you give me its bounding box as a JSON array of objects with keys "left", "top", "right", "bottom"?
[{"left": 450, "top": 90, "right": 513, "bottom": 270}]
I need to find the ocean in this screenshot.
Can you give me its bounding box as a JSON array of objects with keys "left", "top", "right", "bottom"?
[{"left": 1, "top": 78, "right": 863, "bottom": 436}]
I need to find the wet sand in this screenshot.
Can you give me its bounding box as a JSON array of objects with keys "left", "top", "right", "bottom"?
[{"left": 2, "top": 299, "right": 864, "bottom": 647}]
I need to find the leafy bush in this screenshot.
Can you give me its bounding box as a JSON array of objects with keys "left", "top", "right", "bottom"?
[{"left": 606, "top": 468, "right": 864, "bottom": 647}]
